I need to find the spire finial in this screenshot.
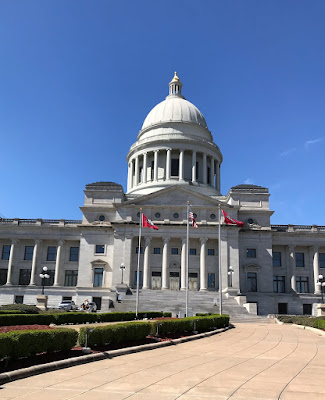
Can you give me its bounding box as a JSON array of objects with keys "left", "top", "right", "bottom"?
[
  {"left": 168, "top": 71, "right": 183, "bottom": 97},
  {"left": 171, "top": 71, "right": 180, "bottom": 82}
]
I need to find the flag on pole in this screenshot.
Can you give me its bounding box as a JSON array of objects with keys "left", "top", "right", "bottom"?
[
  {"left": 188, "top": 208, "right": 198, "bottom": 228},
  {"left": 142, "top": 214, "right": 159, "bottom": 230},
  {"left": 222, "top": 210, "right": 244, "bottom": 227}
]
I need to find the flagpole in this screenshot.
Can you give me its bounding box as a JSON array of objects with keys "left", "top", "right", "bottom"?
[
  {"left": 136, "top": 208, "right": 142, "bottom": 318},
  {"left": 186, "top": 201, "right": 189, "bottom": 317},
  {"left": 218, "top": 204, "right": 222, "bottom": 315}
]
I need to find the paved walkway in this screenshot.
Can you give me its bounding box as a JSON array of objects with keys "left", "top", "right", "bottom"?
[{"left": 1, "top": 321, "right": 325, "bottom": 400}]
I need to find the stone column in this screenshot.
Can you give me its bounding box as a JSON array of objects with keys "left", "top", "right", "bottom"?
[
  {"left": 54, "top": 241, "right": 63, "bottom": 286},
  {"left": 154, "top": 150, "right": 158, "bottom": 181},
  {"left": 289, "top": 245, "right": 296, "bottom": 292},
  {"left": 179, "top": 150, "right": 184, "bottom": 181},
  {"left": 200, "top": 238, "right": 207, "bottom": 291},
  {"left": 6, "top": 239, "right": 17, "bottom": 285},
  {"left": 142, "top": 237, "right": 151, "bottom": 290},
  {"left": 135, "top": 156, "right": 139, "bottom": 186},
  {"left": 29, "top": 240, "right": 40, "bottom": 285},
  {"left": 166, "top": 149, "right": 171, "bottom": 180},
  {"left": 181, "top": 238, "right": 186, "bottom": 290},
  {"left": 162, "top": 237, "right": 169, "bottom": 289},
  {"left": 313, "top": 246, "right": 321, "bottom": 294},
  {"left": 210, "top": 157, "right": 214, "bottom": 187},
  {"left": 142, "top": 153, "right": 147, "bottom": 184},
  {"left": 203, "top": 153, "right": 207, "bottom": 184},
  {"left": 192, "top": 151, "right": 197, "bottom": 183}
]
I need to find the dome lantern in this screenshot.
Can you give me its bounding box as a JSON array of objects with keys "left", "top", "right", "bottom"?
[{"left": 168, "top": 71, "right": 184, "bottom": 98}]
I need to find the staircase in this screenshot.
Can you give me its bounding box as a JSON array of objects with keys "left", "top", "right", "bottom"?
[{"left": 112, "top": 290, "right": 265, "bottom": 323}]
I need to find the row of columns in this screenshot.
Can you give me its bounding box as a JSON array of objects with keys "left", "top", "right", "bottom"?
[
  {"left": 128, "top": 149, "right": 220, "bottom": 191},
  {"left": 5, "top": 239, "right": 64, "bottom": 286},
  {"left": 140, "top": 237, "right": 209, "bottom": 291}
]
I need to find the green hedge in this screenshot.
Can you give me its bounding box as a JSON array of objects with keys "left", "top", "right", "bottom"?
[
  {"left": 278, "top": 315, "right": 325, "bottom": 329},
  {"left": 0, "top": 311, "right": 171, "bottom": 326},
  {"left": 79, "top": 321, "right": 152, "bottom": 347},
  {"left": 0, "top": 328, "right": 78, "bottom": 359},
  {"left": 0, "top": 304, "right": 40, "bottom": 314}
]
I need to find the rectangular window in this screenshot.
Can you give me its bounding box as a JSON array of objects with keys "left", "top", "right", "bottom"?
[
  {"left": 47, "top": 246, "right": 57, "bottom": 261},
  {"left": 190, "top": 248, "right": 197, "bottom": 255},
  {"left": 247, "top": 249, "right": 256, "bottom": 258},
  {"left": 1, "top": 245, "right": 11, "bottom": 260},
  {"left": 19, "top": 269, "right": 31, "bottom": 285},
  {"left": 95, "top": 245, "right": 105, "bottom": 254},
  {"left": 24, "top": 246, "right": 34, "bottom": 260},
  {"left": 208, "top": 249, "right": 215, "bottom": 256},
  {"left": 207, "top": 167, "right": 211, "bottom": 184},
  {"left": 65, "top": 270, "right": 78, "bottom": 286},
  {"left": 0, "top": 269, "right": 7, "bottom": 285},
  {"left": 303, "top": 304, "right": 312, "bottom": 315},
  {"left": 69, "top": 247, "right": 79, "bottom": 262},
  {"left": 92, "top": 297, "right": 102, "bottom": 311},
  {"left": 296, "top": 276, "right": 309, "bottom": 293},
  {"left": 247, "top": 272, "right": 257, "bottom": 292},
  {"left": 295, "top": 252, "right": 305, "bottom": 268},
  {"left": 273, "top": 276, "right": 285, "bottom": 293},
  {"left": 134, "top": 270, "right": 143, "bottom": 288},
  {"left": 93, "top": 268, "right": 104, "bottom": 287},
  {"left": 136, "top": 247, "right": 143, "bottom": 254},
  {"left": 171, "top": 247, "right": 178, "bottom": 255},
  {"left": 15, "top": 295, "right": 24, "bottom": 304},
  {"left": 272, "top": 252, "right": 281, "bottom": 267},
  {"left": 208, "top": 273, "right": 215, "bottom": 288},
  {"left": 171, "top": 158, "right": 179, "bottom": 176},
  {"left": 319, "top": 253, "right": 325, "bottom": 268},
  {"left": 153, "top": 247, "right": 161, "bottom": 255}
]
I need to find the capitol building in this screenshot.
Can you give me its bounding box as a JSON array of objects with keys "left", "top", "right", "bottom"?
[{"left": 0, "top": 73, "right": 324, "bottom": 316}]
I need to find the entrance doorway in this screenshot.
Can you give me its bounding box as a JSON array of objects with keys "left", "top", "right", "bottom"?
[
  {"left": 170, "top": 272, "right": 180, "bottom": 290},
  {"left": 151, "top": 271, "right": 161, "bottom": 290},
  {"left": 189, "top": 273, "right": 198, "bottom": 291},
  {"left": 278, "top": 303, "right": 287, "bottom": 315}
]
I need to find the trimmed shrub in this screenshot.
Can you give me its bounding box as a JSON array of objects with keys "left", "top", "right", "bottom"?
[
  {"left": 0, "top": 310, "right": 26, "bottom": 315},
  {"left": 314, "top": 319, "right": 325, "bottom": 330},
  {"left": 0, "top": 313, "right": 55, "bottom": 326},
  {"left": 79, "top": 321, "right": 152, "bottom": 347},
  {"left": 0, "top": 304, "right": 40, "bottom": 314},
  {"left": 0, "top": 328, "right": 78, "bottom": 359}
]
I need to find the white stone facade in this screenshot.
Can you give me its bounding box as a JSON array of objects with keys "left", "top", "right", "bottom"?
[{"left": 0, "top": 73, "right": 324, "bottom": 315}]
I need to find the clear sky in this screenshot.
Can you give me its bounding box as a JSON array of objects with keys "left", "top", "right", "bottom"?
[{"left": 0, "top": 0, "right": 324, "bottom": 225}]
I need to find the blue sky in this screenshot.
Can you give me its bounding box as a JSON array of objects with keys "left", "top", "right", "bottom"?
[{"left": 0, "top": 0, "right": 324, "bottom": 225}]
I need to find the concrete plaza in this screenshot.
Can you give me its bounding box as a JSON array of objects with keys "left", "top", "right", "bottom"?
[{"left": 0, "top": 321, "right": 324, "bottom": 400}]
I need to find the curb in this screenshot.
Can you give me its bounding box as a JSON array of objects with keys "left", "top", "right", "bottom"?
[
  {"left": 293, "top": 323, "right": 325, "bottom": 337},
  {"left": 0, "top": 326, "right": 231, "bottom": 385}
]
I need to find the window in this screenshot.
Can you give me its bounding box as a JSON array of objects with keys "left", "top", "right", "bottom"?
[
  {"left": 153, "top": 247, "right": 161, "bottom": 255},
  {"left": 98, "top": 215, "right": 105, "bottom": 222},
  {"left": 190, "top": 248, "right": 197, "bottom": 255},
  {"left": 136, "top": 247, "right": 143, "bottom": 254},
  {"left": 247, "top": 218, "right": 254, "bottom": 224},
  {"left": 155, "top": 213, "right": 161, "bottom": 218},
  {"left": 65, "top": 270, "right": 78, "bottom": 286},
  {"left": 134, "top": 270, "right": 143, "bottom": 287},
  {"left": 210, "top": 214, "right": 216, "bottom": 220},
  {"left": 207, "top": 167, "right": 211, "bottom": 184},
  {"left": 47, "top": 246, "right": 57, "bottom": 261},
  {"left": 24, "top": 246, "right": 34, "bottom": 260},
  {"left": 19, "top": 269, "right": 31, "bottom": 285},
  {"left": 2, "top": 245, "right": 10, "bottom": 260},
  {"left": 303, "top": 304, "right": 312, "bottom": 315},
  {"left": 247, "top": 249, "right": 256, "bottom": 258},
  {"left": 208, "top": 249, "right": 215, "bottom": 256},
  {"left": 247, "top": 272, "right": 257, "bottom": 292},
  {"left": 272, "top": 252, "right": 282, "bottom": 267},
  {"left": 171, "top": 248, "right": 178, "bottom": 255},
  {"left": 69, "top": 247, "right": 79, "bottom": 262},
  {"left": 296, "top": 276, "right": 309, "bottom": 293},
  {"left": 63, "top": 296, "right": 72, "bottom": 301},
  {"left": 95, "top": 245, "right": 105, "bottom": 254},
  {"left": 15, "top": 295, "right": 24, "bottom": 304},
  {"left": 171, "top": 158, "right": 179, "bottom": 176},
  {"left": 295, "top": 252, "right": 305, "bottom": 268},
  {"left": 0, "top": 269, "right": 7, "bottom": 285},
  {"left": 273, "top": 276, "right": 285, "bottom": 293},
  {"left": 208, "top": 273, "right": 215, "bottom": 288},
  {"left": 173, "top": 213, "right": 179, "bottom": 219},
  {"left": 93, "top": 268, "right": 104, "bottom": 287},
  {"left": 319, "top": 253, "right": 325, "bottom": 268}
]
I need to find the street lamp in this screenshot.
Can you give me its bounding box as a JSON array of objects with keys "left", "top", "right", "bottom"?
[
  {"left": 316, "top": 274, "right": 325, "bottom": 303},
  {"left": 39, "top": 266, "right": 49, "bottom": 295},
  {"left": 228, "top": 266, "right": 234, "bottom": 287},
  {"left": 120, "top": 263, "right": 126, "bottom": 284}
]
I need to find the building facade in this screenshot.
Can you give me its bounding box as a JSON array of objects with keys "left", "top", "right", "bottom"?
[{"left": 1, "top": 73, "right": 324, "bottom": 315}]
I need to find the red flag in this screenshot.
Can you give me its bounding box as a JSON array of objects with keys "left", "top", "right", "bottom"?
[
  {"left": 142, "top": 213, "right": 159, "bottom": 230},
  {"left": 222, "top": 210, "right": 244, "bottom": 227},
  {"left": 189, "top": 209, "right": 198, "bottom": 228}
]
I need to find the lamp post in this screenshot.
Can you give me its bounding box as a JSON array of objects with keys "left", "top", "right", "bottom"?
[
  {"left": 317, "top": 274, "right": 325, "bottom": 303},
  {"left": 120, "top": 263, "right": 126, "bottom": 284},
  {"left": 39, "top": 266, "right": 49, "bottom": 295},
  {"left": 228, "top": 266, "right": 234, "bottom": 288}
]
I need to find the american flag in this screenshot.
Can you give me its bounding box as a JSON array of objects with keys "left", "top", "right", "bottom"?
[{"left": 189, "top": 209, "right": 198, "bottom": 228}]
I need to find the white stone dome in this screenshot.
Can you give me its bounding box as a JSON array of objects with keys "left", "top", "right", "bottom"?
[{"left": 141, "top": 96, "right": 208, "bottom": 131}]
